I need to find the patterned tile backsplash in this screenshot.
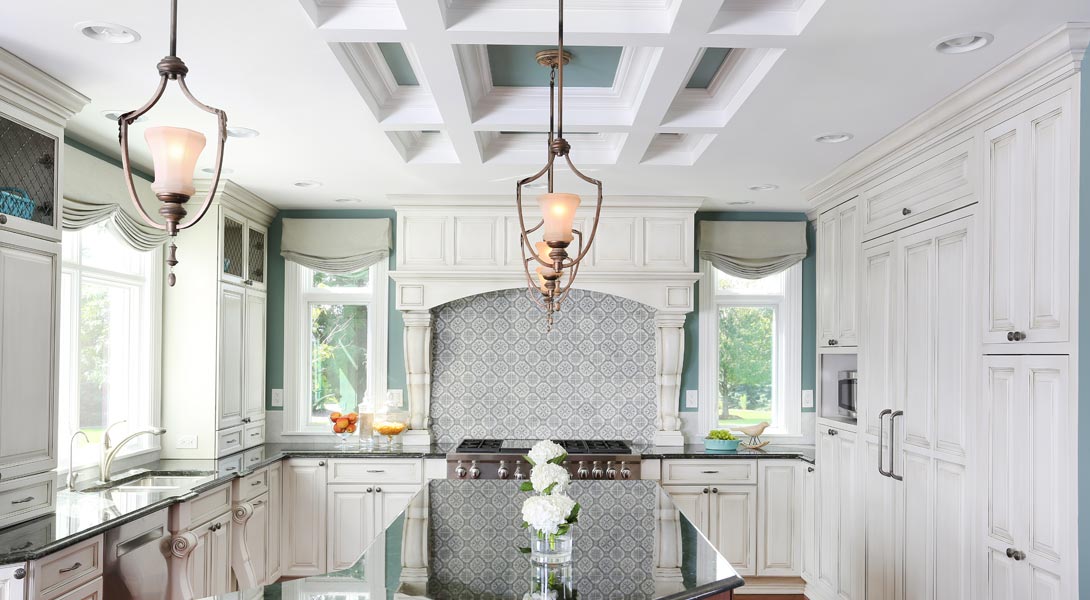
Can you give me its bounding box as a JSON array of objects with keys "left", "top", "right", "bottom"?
[{"left": 430, "top": 289, "right": 658, "bottom": 445}]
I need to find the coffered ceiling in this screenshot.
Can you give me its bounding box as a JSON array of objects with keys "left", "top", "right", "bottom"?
[{"left": 1, "top": 0, "right": 1088, "bottom": 210}]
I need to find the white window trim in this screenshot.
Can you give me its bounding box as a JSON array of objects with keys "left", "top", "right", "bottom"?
[
  {"left": 698, "top": 260, "right": 802, "bottom": 440},
  {"left": 58, "top": 234, "right": 163, "bottom": 473},
  {"left": 283, "top": 260, "right": 388, "bottom": 435}
]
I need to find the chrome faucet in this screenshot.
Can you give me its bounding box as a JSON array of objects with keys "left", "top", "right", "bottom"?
[
  {"left": 67, "top": 430, "right": 90, "bottom": 489},
  {"left": 101, "top": 421, "right": 166, "bottom": 483}
]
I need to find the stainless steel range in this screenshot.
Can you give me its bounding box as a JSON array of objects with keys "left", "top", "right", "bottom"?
[{"left": 446, "top": 439, "right": 641, "bottom": 480}]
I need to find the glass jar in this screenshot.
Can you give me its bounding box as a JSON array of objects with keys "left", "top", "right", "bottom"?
[{"left": 528, "top": 527, "right": 574, "bottom": 564}]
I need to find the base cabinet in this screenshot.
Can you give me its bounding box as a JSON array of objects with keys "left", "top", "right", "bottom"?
[
  {"left": 184, "top": 511, "right": 233, "bottom": 599},
  {"left": 282, "top": 460, "right": 328, "bottom": 577},
  {"left": 266, "top": 463, "right": 282, "bottom": 583},
  {"left": 801, "top": 463, "right": 817, "bottom": 584},
  {"left": 0, "top": 563, "right": 25, "bottom": 600},
  {"left": 664, "top": 485, "right": 756, "bottom": 576},
  {"left": 815, "top": 425, "right": 860, "bottom": 600}
]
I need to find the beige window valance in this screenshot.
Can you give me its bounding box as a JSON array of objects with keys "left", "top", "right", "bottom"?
[
  {"left": 698, "top": 220, "right": 808, "bottom": 279},
  {"left": 281, "top": 218, "right": 391, "bottom": 274}
]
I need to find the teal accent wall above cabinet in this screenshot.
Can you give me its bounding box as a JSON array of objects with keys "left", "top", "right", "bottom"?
[{"left": 265, "top": 209, "right": 405, "bottom": 410}]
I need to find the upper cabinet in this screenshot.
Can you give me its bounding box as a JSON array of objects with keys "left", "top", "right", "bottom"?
[
  {"left": 817, "top": 198, "right": 858, "bottom": 348},
  {"left": 221, "top": 210, "right": 267, "bottom": 291},
  {"left": 0, "top": 114, "right": 58, "bottom": 237},
  {"left": 982, "top": 91, "right": 1074, "bottom": 348}
]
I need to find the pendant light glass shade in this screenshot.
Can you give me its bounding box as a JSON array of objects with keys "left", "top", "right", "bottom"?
[
  {"left": 537, "top": 193, "right": 581, "bottom": 243},
  {"left": 145, "top": 126, "right": 206, "bottom": 197}
]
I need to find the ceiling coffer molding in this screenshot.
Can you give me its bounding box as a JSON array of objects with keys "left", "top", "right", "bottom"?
[{"left": 388, "top": 195, "right": 702, "bottom": 313}]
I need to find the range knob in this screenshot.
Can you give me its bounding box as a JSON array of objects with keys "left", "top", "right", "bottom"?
[
  {"left": 619, "top": 461, "right": 632, "bottom": 480},
  {"left": 514, "top": 461, "right": 526, "bottom": 480},
  {"left": 605, "top": 461, "right": 617, "bottom": 480},
  {"left": 469, "top": 460, "right": 481, "bottom": 480},
  {"left": 591, "top": 461, "right": 604, "bottom": 479},
  {"left": 455, "top": 461, "right": 467, "bottom": 479},
  {"left": 497, "top": 460, "right": 509, "bottom": 479},
  {"left": 576, "top": 461, "right": 590, "bottom": 480}
]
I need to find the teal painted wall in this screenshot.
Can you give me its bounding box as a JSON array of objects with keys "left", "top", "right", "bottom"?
[
  {"left": 264, "top": 210, "right": 405, "bottom": 410},
  {"left": 1078, "top": 48, "right": 1089, "bottom": 596},
  {"left": 679, "top": 211, "right": 816, "bottom": 413}
]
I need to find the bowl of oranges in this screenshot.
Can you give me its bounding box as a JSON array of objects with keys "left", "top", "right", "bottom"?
[
  {"left": 330, "top": 411, "right": 360, "bottom": 448},
  {"left": 373, "top": 411, "right": 410, "bottom": 448}
]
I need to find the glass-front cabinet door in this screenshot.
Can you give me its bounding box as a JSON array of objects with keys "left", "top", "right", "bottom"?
[
  {"left": 247, "top": 224, "right": 266, "bottom": 288},
  {"left": 220, "top": 210, "right": 267, "bottom": 290},
  {"left": 0, "top": 113, "right": 59, "bottom": 238},
  {"left": 222, "top": 212, "right": 246, "bottom": 282}
]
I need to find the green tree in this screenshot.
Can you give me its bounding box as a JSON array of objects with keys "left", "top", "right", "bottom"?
[
  {"left": 718, "top": 306, "right": 773, "bottom": 420},
  {"left": 310, "top": 304, "right": 368, "bottom": 416},
  {"left": 78, "top": 288, "right": 110, "bottom": 429}
]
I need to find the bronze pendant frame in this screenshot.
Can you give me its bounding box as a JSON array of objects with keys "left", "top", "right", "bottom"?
[
  {"left": 117, "top": 0, "right": 228, "bottom": 286},
  {"left": 515, "top": 0, "right": 604, "bottom": 330}
]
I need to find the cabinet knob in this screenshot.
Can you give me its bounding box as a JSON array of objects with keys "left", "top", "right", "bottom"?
[
  {"left": 318, "top": 461, "right": 326, "bottom": 467},
  {"left": 1006, "top": 331, "right": 1026, "bottom": 342},
  {"left": 702, "top": 487, "right": 709, "bottom": 494},
  {"left": 0, "top": 214, "right": 7, "bottom": 225},
  {"left": 375, "top": 487, "right": 382, "bottom": 493},
  {"left": 808, "top": 466, "right": 815, "bottom": 473},
  {"left": 12, "top": 567, "right": 24, "bottom": 579},
  {"left": 241, "top": 417, "right": 251, "bottom": 423},
  {"left": 902, "top": 207, "right": 912, "bottom": 216},
  {"left": 827, "top": 428, "right": 839, "bottom": 436},
  {"left": 828, "top": 339, "right": 838, "bottom": 346},
  {"left": 366, "top": 487, "right": 373, "bottom": 493},
  {"left": 712, "top": 488, "right": 719, "bottom": 494},
  {"left": 1006, "top": 548, "right": 1026, "bottom": 561}
]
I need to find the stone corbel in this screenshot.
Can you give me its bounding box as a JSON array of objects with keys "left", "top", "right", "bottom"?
[
  {"left": 231, "top": 501, "right": 260, "bottom": 589},
  {"left": 402, "top": 310, "right": 433, "bottom": 445},
  {"left": 399, "top": 487, "right": 430, "bottom": 595},
  {"left": 654, "top": 313, "right": 686, "bottom": 447},
  {"left": 654, "top": 489, "right": 685, "bottom": 596},
  {"left": 168, "top": 531, "right": 199, "bottom": 600}
]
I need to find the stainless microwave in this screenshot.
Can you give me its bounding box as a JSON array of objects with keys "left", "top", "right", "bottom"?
[{"left": 838, "top": 370, "right": 857, "bottom": 416}]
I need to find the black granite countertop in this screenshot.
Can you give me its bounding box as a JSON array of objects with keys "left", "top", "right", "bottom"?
[
  {"left": 636, "top": 443, "right": 816, "bottom": 464},
  {"left": 206, "top": 480, "right": 744, "bottom": 600}
]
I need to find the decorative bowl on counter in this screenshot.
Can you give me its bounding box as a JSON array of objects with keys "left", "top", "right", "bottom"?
[
  {"left": 330, "top": 411, "right": 360, "bottom": 448},
  {"left": 374, "top": 411, "right": 410, "bottom": 448},
  {"left": 704, "top": 429, "right": 740, "bottom": 452}
]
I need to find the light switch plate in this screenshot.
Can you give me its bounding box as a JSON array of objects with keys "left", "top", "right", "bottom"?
[
  {"left": 387, "top": 389, "right": 404, "bottom": 408},
  {"left": 685, "top": 390, "right": 699, "bottom": 409},
  {"left": 271, "top": 389, "right": 284, "bottom": 407},
  {"left": 802, "top": 389, "right": 814, "bottom": 409},
  {"left": 177, "top": 434, "right": 198, "bottom": 449}
]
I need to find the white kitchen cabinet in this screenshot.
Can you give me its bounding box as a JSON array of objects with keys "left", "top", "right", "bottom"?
[
  {"left": 756, "top": 461, "right": 801, "bottom": 576},
  {"left": 161, "top": 185, "right": 276, "bottom": 459},
  {"left": 0, "top": 233, "right": 58, "bottom": 484},
  {"left": 327, "top": 485, "right": 373, "bottom": 572},
  {"left": 282, "top": 459, "right": 328, "bottom": 577},
  {"left": 232, "top": 493, "right": 268, "bottom": 590},
  {"left": 817, "top": 199, "right": 858, "bottom": 348},
  {"left": 800, "top": 462, "right": 816, "bottom": 585},
  {"left": 186, "top": 511, "right": 233, "bottom": 599},
  {"left": 0, "top": 563, "right": 25, "bottom": 600},
  {"left": 816, "top": 425, "right": 860, "bottom": 600},
  {"left": 982, "top": 91, "right": 1074, "bottom": 348},
  {"left": 664, "top": 484, "right": 757, "bottom": 577},
  {"left": 981, "top": 356, "right": 1071, "bottom": 598},
  {"left": 266, "top": 462, "right": 282, "bottom": 583}
]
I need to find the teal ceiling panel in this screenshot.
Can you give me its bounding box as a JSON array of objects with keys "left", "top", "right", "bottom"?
[
  {"left": 487, "top": 45, "right": 622, "bottom": 88},
  {"left": 378, "top": 42, "right": 419, "bottom": 86},
  {"left": 686, "top": 48, "right": 732, "bottom": 89}
]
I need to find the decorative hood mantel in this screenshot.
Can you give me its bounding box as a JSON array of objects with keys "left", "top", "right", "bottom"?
[{"left": 389, "top": 195, "right": 702, "bottom": 447}]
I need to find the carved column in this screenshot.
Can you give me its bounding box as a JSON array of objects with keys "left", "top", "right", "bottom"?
[
  {"left": 654, "top": 488, "right": 685, "bottom": 596},
  {"left": 399, "top": 487, "right": 430, "bottom": 595},
  {"left": 655, "top": 313, "right": 686, "bottom": 446},
  {"left": 402, "top": 310, "right": 433, "bottom": 444},
  {"left": 168, "top": 531, "right": 199, "bottom": 600}
]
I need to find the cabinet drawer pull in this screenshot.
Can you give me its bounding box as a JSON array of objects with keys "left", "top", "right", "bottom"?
[
  {"left": 250, "top": 432, "right": 261, "bottom": 437},
  {"left": 251, "top": 479, "right": 262, "bottom": 486},
  {"left": 225, "top": 467, "right": 238, "bottom": 472},
  {"left": 10, "top": 496, "right": 34, "bottom": 504},
  {"left": 700, "top": 470, "right": 719, "bottom": 474},
  {"left": 58, "top": 562, "right": 82, "bottom": 573},
  {"left": 366, "top": 469, "right": 386, "bottom": 473}
]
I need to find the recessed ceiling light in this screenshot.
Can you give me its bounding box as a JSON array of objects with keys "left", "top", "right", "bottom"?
[
  {"left": 202, "top": 167, "right": 233, "bottom": 175},
  {"left": 334, "top": 197, "right": 362, "bottom": 203},
  {"left": 747, "top": 184, "right": 778, "bottom": 192},
  {"left": 293, "top": 180, "right": 322, "bottom": 188},
  {"left": 934, "top": 32, "right": 994, "bottom": 54},
  {"left": 226, "top": 127, "right": 260, "bottom": 139},
  {"left": 728, "top": 200, "right": 756, "bottom": 206},
  {"left": 76, "top": 21, "right": 141, "bottom": 44},
  {"left": 814, "top": 132, "right": 854, "bottom": 144},
  {"left": 101, "top": 110, "right": 146, "bottom": 124}
]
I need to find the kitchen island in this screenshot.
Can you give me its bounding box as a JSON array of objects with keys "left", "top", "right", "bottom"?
[{"left": 211, "top": 479, "right": 743, "bottom": 599}]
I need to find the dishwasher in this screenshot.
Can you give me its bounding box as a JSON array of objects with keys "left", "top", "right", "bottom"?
[{"left": 103, "top": 508, "right": 171, "bottom": 599}]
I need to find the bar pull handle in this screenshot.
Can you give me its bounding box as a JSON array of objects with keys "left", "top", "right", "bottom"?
[
  {"left": 58, "top": 562, "right": 82, "bottom": 573},
  {"left": 10, "top": 496, "right": 34, "bottom": 504},
  {"left": 877, "top": 409, "right": 892, "bottom": 478},
  {"left": 889, "top": 411, "right": 904, "bottom": 481}
]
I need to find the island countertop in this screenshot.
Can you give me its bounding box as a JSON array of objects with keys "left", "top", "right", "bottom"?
[{"left": 206, "top": 479, "right": 744, "bottom": 600}]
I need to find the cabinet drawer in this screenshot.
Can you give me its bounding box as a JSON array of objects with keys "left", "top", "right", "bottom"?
[
  {"left": 236, "top": 469, "right": 268, "bottom": 502},
  {"left": 861, "top": 136, "right": 974, "bottom": 239},
  {"left": 217, "top": 425, "right": 245, "bottom": 456},
  {"left": 661, "top": 460, "right": 757, "bottom": 485},
  {"left": 53, "top": 577, "right": 102, "bottom": 600},
  {"left": 243, "top": 421, "right": 265, "bottom": 449},
  {"left": 327, "top": 459, "right": 422, "bottom": 484},
  {"left": 30, "top": 535, "right": 103, "bottom": 600},
  {"left": 243, "top": 447, "right": 265, "bottom": 470},
  {"left": 187, "top": 484, "right": 233, "bottom": 528},
  {"left": 0, "top": 471, "right": 55, "bottom": 528}
]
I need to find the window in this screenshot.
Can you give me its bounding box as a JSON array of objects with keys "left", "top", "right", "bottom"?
[
  {"left": 699, "top": 262, "right": 801, "bottom": 438},
  {"left": 284, "top": 261, "right": 387, "bottom": 433},
  {"left": 59, "top": 222, "right": 161, "bottom": 470}
]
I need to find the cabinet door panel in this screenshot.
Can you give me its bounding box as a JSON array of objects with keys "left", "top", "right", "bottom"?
[
  {"left": 899, "top": 235, "right": 934, "bottom": 451},
  {"left": 986, "top": 548, "right": 1016, "bottom": 600},
  {"left": 861, "top": 240, "right": 896, "bottom": 437},
  {"left": 209, "top": 515, "right": 233, "bottom": 595},
  {"left": 983, "top": 123, "right": 1021, "bottom": 344},
  {"left": 817, "top": 211, "right": 838, "bottom": 346},
  {"left": 932, "top": 226, "right": 971, "bottom": 457},
  {"left": 0, "top": 563, "right": 27, "bottom": 600},
  {"left": 327, "top": 485, "right": 374, "bottom": 572},
  {"left": 983, "top": 359, "right": 1018, "bottom": 545},
  {"left": 266, "top": 464, "right": 282, "bottom": 583},
  {"left": 835, "top": 433, "right": 858, "bottom": 600},
  {"left": 283, "top": 460, "right": 327, "bottom": 576},
  {"left": 1024, "top": 357, "right": 1066, "bottom": 563},
  {"left": 816, "top": 430, "right": 839, "bottom": 590},
  {"left": 0, "top": 242, "right": 57, "bottom": 478},
  {"left": 664, "top": 486, "right": 710, "bottom": 538},
  {"left": 243, "top": 291, "right": 266, "bottom": 422},
  {"left": 757, "top": 462, "right": 799, "bottom": 576},
  {"left": 217, "top": 284, "right": 245, "bottom": 429},
  {"left": 711, "top": 487, "right": 756, "bottom": 576},
  {"left": 934, "top": 459, "right": 969, "bottom": 600},
  {"left": 801, "top": 464, "right": 816, "bottom": 583},
  {"left": 899, "top": 451, "right": 932, "bottom": 600},
  {"left": 376, "top": 485, "right": 421, "bottom": 531},
  {"left": 864, "top": 438, "right": 894, "bottom": 600},
  {"left": 836, "top": 204, "right": 858, "bottom": 345},
  {"left": 239, "top": 497, "right": 268, "bottom": 589}
]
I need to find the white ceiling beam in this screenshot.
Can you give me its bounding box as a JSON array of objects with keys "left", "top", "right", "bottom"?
[
  {"left": 393, "top": 0, "right": 483, "bottom": 165},
  {"left": 615, "top": 0, "right": 724, "bottom": 166}
]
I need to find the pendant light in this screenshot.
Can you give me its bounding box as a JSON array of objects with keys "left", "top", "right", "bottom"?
[
  {"left": 515, "top": 0, "right": 604, "bottom": 331},
  {"left": 117, "top": 0, "right": 228, "bottom": 286}
]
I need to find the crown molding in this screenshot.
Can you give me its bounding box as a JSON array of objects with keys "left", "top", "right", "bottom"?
[
  {"left": 194, "top": 179, "right": 279, "bottom": 224},
  {"left": 388, "top": 194, "right": 706, "bottom": 210},
  {"left": 0, "top": 48, "right": 89, "bottom": 125},
  {"left": 804, "top": 22, "right": 1090, "bottom": 212}
]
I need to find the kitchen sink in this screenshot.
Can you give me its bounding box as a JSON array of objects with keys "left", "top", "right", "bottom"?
[{"left": 81, "top": 472, "right": 216, "bottom": 493}]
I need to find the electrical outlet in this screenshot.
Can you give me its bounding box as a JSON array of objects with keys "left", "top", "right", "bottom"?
[
  {"left": 387, "top": 389, "right": 404, "bottom": 408},
  {"left": 176, "top": 434, "right": 198, "bottom": 449},
  {"left": 271, "top": 389, "right": 284, "bottom": 408},
  {"left": 802, "top": 389, "right": 814, "bottom": 409},
  {"left": 685, "top": 390, "right": 699, "bottom": 409}
]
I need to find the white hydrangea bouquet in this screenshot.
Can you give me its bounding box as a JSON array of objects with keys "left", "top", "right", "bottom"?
[{"left": 518, "top": 440, "right": 581, "bottom": 552}]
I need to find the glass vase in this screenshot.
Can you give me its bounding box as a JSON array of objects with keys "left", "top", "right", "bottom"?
[
  {"left": 529, "top": 527, "right": 574, "bottom": 564},
  {"left": 528, "top": 557, "right": 575, "bottom": 600}
]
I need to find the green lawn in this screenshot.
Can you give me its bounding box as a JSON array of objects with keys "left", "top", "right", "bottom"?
[{"left": 717, "top": 408, "right": 771, "bottom": 430}]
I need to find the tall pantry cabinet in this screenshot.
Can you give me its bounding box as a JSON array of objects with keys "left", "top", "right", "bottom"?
[
  {"left": 805, "top": 26, "right": 1083, "bottom": 600},
  {"left": 0, "top": 49, "right": 87, "bottom": 528},
  {"left": 161, "top": 181, "right": 276, "bottom": 459}
]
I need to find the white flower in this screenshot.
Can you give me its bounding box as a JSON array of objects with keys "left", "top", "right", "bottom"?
[
  {"left": 522, "top": 494, "right": 577, "bottom": 536},
  {"left": 530, "top": 462, "right": 570, "bottom": 495},
  {"left": 527, "top": 440, "right": 566, "bottom": 466}
]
